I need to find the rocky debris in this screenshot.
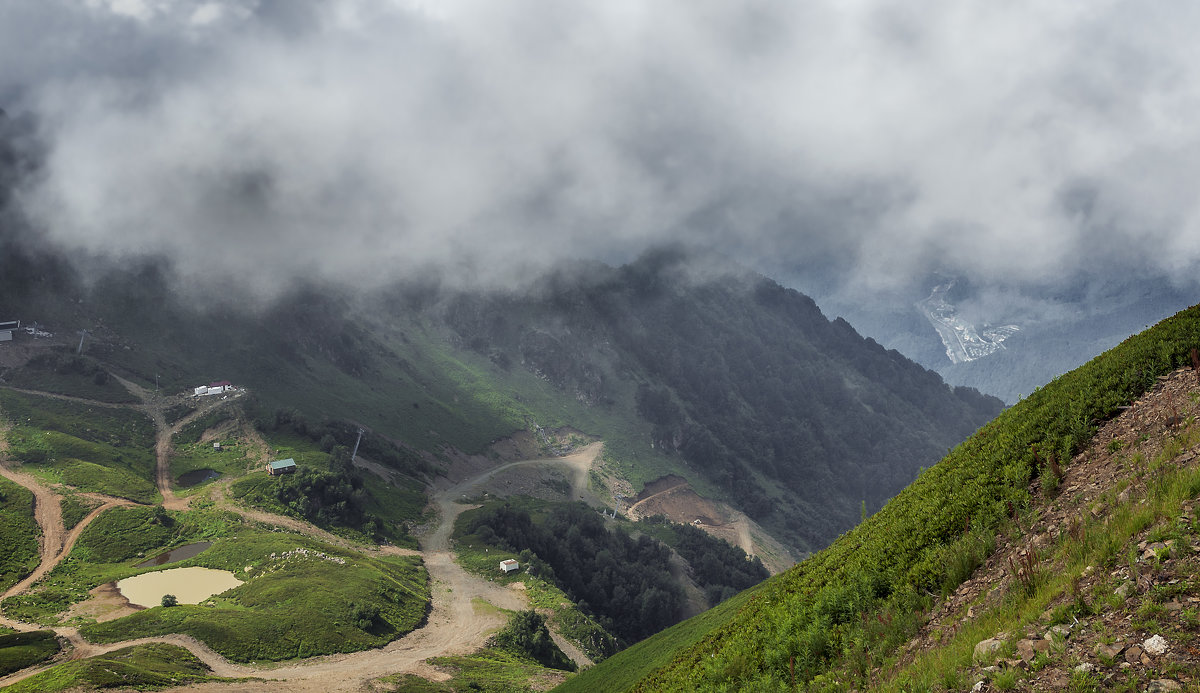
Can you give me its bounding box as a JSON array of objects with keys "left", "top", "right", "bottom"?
[
  {"left": 885, "top": 367, "right": 1200, "bottom": 692},
  {"left": 973, "top": 637, "right": 1005, "bottom": 664},
  {"left": 1143, "top": 634, "right": 1169, "bottom": 656},
  {"left": 1094, "top": 642, "right": 1123, "bottom": 659},
  {"left": 1147, "top": 680, "right": 1182, "bottom": 693},
  {"left": 1044, "top": 623, "right": 1071, "bottom": 644}
]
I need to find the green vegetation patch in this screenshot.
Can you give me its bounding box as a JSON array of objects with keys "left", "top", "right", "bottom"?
[
  {"left": 59, "top": 493, "right": 102, "bottom": 531},
  {"left": 570, "top": 304, "right": 1200, "bottom": 691},
  {"left": 490, "top": 610, "right": 574, "bottom": 672},
  {"left": 170, "top": 437, "right": 249, "bottom": 486},
  {"left": 73, "top": 505, "right": 182, "bottom": 564},
  {"left": 0, "top": 476, "right": 39, "bottom": 593},
  {"left": 382, "top": 648, "right": 571, "bottom": 693},
  {"left": 0, "top": 630, "right": 60, "bottom": 676},
  {"left": 555, "top": 587, "right": 758, "bottom": 693},
  {"left": 230, "top": 429, "right": 424, "bottom": 547},
  {"left": 3, "top": 352, "right": 138, "bottom": 404},
  {"left": 2, "top": 642, "right": 225, "bottom": 692},
  {"left": 78, "top": 529, "right": 429, "bottom": 662},
  {"left": 0, "top": 389, "right": 156, "bottom": 501},
  {"left": 0, "top": 389, "right": 153, "bottom": 450},
  {"left": 1, "top": 589, "right": 75, "bottom": 624},
  {"left": 457, "top": 500, "right": 683, "bottom": 644},
  {"left": 175, "top": 407, "right": 235, "bottom": 444}
]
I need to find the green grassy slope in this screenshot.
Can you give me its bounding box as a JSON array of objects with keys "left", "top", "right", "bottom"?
[
  {"left": 0, "top": 476, "right": 39, "bottom": 593},
  {"left": 561, "top": 303, "right": 1200, "bottom": 691},
  {"left": 0, "top": 389, "right": 157, "bottom": 503},
  {"left": 2, "top": 642, "right": 229, "bottom": 692}
]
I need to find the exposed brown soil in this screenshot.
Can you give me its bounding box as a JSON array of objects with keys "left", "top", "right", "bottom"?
[
  {"left": 64, "top": 582, "right": 141, "bottom": 623},
  {"left": 636, "top": 474, "right": 689, "bottom": 502},
  {"left": 625, "top": 478, "right": 797, "bottom": 575}
]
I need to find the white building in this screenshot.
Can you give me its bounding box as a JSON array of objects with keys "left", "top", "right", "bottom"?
[{"left": 499, "top": 559, "right": 520, "bottom": 574}]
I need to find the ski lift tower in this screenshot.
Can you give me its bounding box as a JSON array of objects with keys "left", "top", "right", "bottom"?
[{"left": 350, "top": 428, "right": 365, "bottom": 464}]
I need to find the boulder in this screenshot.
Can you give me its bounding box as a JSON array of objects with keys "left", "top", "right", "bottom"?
[{"left": 973, "top": 638, "right": 1005, "bottom": 664}]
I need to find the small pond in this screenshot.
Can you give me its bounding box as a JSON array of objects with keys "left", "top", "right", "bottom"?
[
  {"left": 117, "top": 567, "right": 242, "bottom": 607},
  {"left": 136, "top": 541, "right": 212, "bottom": 568},
  {"left": 177, "top": 468, "right": 221, "bottom": 487}
]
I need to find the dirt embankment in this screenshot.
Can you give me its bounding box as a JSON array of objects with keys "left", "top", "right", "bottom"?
[{"left": 626, "top": 476, "right": 797, "bottom": 575}]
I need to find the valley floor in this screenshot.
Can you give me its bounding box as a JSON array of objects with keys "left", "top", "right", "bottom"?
[{"left": 0, "top": 379, "right": 603, "bottom": 691}]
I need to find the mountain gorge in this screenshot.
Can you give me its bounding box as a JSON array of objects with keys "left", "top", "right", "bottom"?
[
  {"left": 1, "top": 236, "right": 1002, "bottom": 556},
  {"left": 430, "top": 249, "right": 1002, "bottom": 552}
]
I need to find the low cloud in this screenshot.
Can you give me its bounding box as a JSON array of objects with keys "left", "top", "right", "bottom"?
[{"left": 3, "top": 0, "right": 1200, "bottom": 300}]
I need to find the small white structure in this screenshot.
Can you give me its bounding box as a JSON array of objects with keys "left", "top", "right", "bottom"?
[
  {"left": 0, "top": 320, "right": 19, "bottom": 343},
  {"left": 499, "top": 559, "right": 520, "bottom": 574},
  {"left": 193, "top": 381, "right": 235, "bottom": 397}
]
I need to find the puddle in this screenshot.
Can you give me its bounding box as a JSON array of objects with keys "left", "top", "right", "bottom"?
[
  {"left": 136, "top": 541, "right": 212, "bottom": 568},
  {"left": 116, "top": 567, "right": 242, "bottom": 607},
  {"left": 177, "top": 468, "right": 220, "bottom": 487}
]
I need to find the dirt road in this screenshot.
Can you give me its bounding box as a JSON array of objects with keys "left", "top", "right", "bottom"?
[
  {"left": 110, "top": 373, "right": 238, "bottom": 512},
  {"left": 0, "top": 414, "right": 603, "bottom": 690}
]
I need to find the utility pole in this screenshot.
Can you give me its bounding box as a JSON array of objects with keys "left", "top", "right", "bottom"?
[
  {"left": 350, "top": 428, "right": 365, "bottom": 464},
  {"left": 76, "top": 329, "right": 90, "bottom": 355}
]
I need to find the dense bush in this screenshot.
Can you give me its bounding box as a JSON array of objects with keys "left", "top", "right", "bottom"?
[
  {"left": 235, "top": 466, "right": 386, "bottom": 540},
  {"left": 0, "top": 477, "right": 39, "bottom": 592},
  {"left": 463, "top": 502, "right": 684, "bottom": 643},
  {"left": 640, "top": 516, "right": 768, "bottom": 605},
  {"left": 490, "top": 610, "right": 575, "bottom": 671},
  {"left": 0, "top": 629, "right": 59, "bottom": 676}
]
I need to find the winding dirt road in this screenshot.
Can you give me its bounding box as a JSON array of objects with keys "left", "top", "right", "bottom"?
[{"left": 0, "top": 385, "right": 603, "bottom": 690}]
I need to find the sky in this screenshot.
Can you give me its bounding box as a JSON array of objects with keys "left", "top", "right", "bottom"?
[{"left": 3, "top": 0, "right": 1200, "bottom": 310}]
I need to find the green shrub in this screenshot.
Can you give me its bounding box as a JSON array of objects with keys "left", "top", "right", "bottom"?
[
  {"left": 0, "top": 630, "right": 60, "bottom": 676},
  {"left": 0, "top": 477, "right": 39, "bottom": 592},
  {"left": 2, "top": 642, "right": 218, "bottom": 692},
  {"left": 490, "top": 610, "right": 575, "bottom": 672}
]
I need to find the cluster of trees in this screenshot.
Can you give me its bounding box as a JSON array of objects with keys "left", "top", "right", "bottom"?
[
  {"left": 267, "top": 467, "right": 384, "bottom": 539},
  {"left": 252, "top": 403, "right": 433, "bottom": 479},
  {"left": 641, "top": 515, "right": 768, "bottom": 605},
  {"left": 463, "top": 503, "right": 684, "bottom": 643},
  {"left": 490, "top": 610, "right": 575, "bottom": 671}
]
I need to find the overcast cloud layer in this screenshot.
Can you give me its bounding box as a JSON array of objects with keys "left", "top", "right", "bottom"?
[{"left": 3, "top": 0, "right": 1200, "bottom": 300}]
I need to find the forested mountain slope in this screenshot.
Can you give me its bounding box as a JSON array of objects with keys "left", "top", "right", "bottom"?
[
  {"left": 0, "top": 237, "right": 1001, "bottom": 555},
  {"left": 432, "top": 248, "right": 1002, "bottom": 552},
  {"left": 559, "top": 302, "right": 1200, "bottom": 692}
]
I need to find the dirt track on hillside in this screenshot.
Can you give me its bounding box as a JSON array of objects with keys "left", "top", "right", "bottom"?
[{"left": 0, "top": 401, "right": 603, "bottom": 690}]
